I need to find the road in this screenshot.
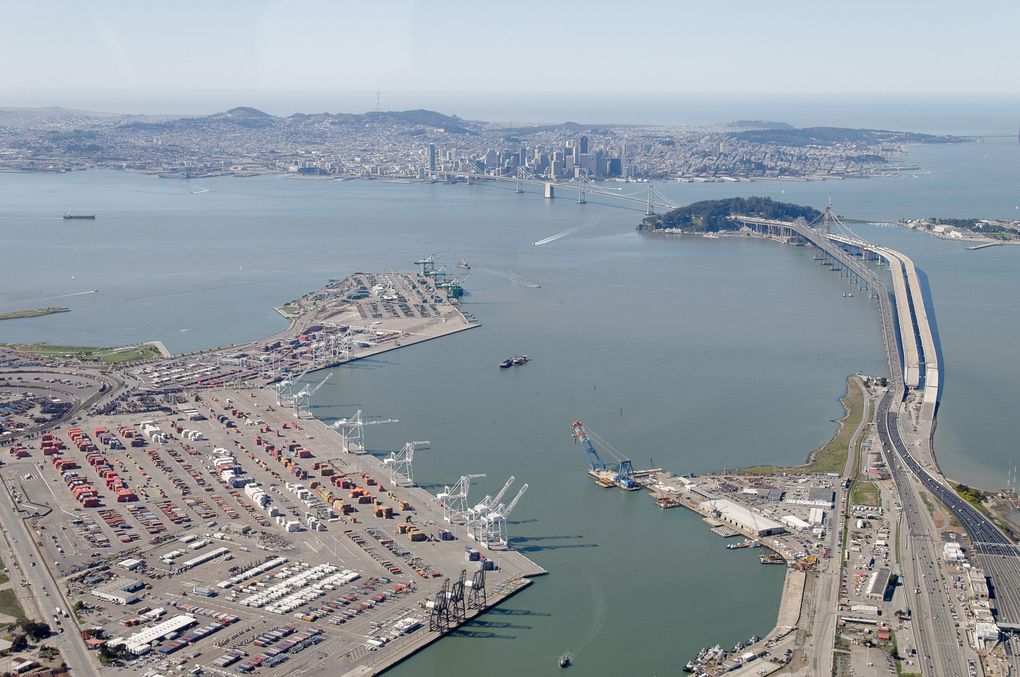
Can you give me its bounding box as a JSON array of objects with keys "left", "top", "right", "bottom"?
[{"left": 0, "top": 487, "right": 99, "bottom": 677}]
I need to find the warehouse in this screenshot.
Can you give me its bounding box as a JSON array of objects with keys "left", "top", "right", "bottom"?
[
  {"left": 118, "top": 614, "right": 197, "bottom": 655},
  {"left": 92, "top": 578, "right": 144, "bottom": 605},
  {"left": 700, "top": 499, "right": 786, "bottom": 537},
  {"left": 866, "top": 567, "right": 892, "bottom": 600}
]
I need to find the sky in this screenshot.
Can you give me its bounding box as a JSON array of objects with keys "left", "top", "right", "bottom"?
[{"left": 1, "top": 0, "right": 1018, "bottom": 118}]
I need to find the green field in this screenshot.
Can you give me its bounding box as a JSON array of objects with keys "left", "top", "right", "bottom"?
[
  {"left": 851, "top": 481, "right": 881, "bottom": 507},
  {"left": 0, "top": 588, "right": 26, "bottom": 621},
  {"left": 3, "top": 342, "right": 162, "bottom": 364},
  {"left": 737, "top": 376, "right": 865, "bottom": 475},
  {"left": 0, "top": 307, "right": 70, "bottom": 321}
]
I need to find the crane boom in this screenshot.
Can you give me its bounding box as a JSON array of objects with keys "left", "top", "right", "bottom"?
[{"left": 571, "top": 420, "right": 607, "bottom": 471}]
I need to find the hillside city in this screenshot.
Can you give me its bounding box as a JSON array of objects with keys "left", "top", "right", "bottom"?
[{"left": 0, "top": 106, "right": 961, "bottom": 183}]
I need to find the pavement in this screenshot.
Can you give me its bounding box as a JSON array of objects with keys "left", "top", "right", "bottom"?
[{"left": 0, "top": 484, "right": 99, "bottom": 677}]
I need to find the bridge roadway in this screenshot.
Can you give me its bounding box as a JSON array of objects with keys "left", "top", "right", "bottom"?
[
  {"left": 828, "top": 234, "right": 939, "bottom": 419},
  {"left": 442, "top": 169, "right": 680, "bottom": 211},
  {"left": 736, "top": 215, "right": 1018, "bottom": 673}
]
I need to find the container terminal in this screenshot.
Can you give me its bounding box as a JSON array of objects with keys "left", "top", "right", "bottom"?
[{"left": 0, "top": 266, "right": 545, "bottom": 677}]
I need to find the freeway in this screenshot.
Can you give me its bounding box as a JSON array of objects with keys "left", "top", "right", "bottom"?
[
  {"left": 0, "top": 486, "right": 99, "bottom": 677},
  {"left": 881, "top": 405, "right": 969, "bottom": 676},
  {"left": 880, "top": 404, "right": 1009, "bottom": 546}
]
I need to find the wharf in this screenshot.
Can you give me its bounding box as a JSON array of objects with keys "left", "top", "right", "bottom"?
[{"left": 134, "top": 271, "right": 478, "bottom": 392}]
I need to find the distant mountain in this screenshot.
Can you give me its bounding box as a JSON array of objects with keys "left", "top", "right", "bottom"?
[
  {"left": 725, "top": 126, "right": 965, "bottom": 146},
  {"left": 723, "top": 120, "right": 796, "bottom": 130},
  {"left": 115, "top": 107, "right": 476, "bottom": 134}
]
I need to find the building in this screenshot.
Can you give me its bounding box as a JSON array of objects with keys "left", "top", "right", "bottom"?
[
  {"left": 867, "top": 567, "right": 891, "bottom": 600},
  {"left": 700, "top": 499, "right": 786, "bottom": 537},
  {"left": 117, "top": 614, "right": 197, "bottom": 655},
  {"left": 781, "top": 515, "right": 811, "bottom": 532},
  {"left": 427, "top": 143, "right": 436, "bottom": 172},
  {"left": 92, "top": 578, "right": 144, "bottom": 605}
]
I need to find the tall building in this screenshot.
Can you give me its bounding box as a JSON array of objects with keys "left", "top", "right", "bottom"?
[
  {"left": 578, "top": 135, "right": 589, "bottom": 155},
  {"left": 427, "top": 143, "right": 436, "bottom": 172}
]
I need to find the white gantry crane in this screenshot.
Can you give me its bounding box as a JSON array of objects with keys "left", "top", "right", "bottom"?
[
  {"left": 478, "top": 483, "right": 528, "bottom": 549},
  {"left": 292, "top": 372, "right": 332, "bottom": 418},
  {"left": 468, "top": 476, "right": 515, "bottom": 523},
  {"left": 436, "top": 474, "right": 486, "bottom": 523},
  {"left": 331, "top": 410, "right": 398, "bottom": 454},
  {"left": 383, "top": 440, "right": 430, "bottom": 486},
  {"left": 273, "top": 365, "right": 311, "bottom": 407}
]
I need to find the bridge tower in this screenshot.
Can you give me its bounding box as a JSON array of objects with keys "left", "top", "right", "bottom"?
[
  {"left": 515, "top": 167, "right": 524, "bottom": 194},
  {"left": 645, "top": 185, "right": 654, "bottom": 216},
  {"left": 577, "top": 177, "right": 587, "bottom": 204}
]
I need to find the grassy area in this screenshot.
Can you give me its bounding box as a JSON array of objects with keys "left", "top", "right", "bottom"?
[
  {"left": 738, "top": 376, "right": 865, "bottom": 475},
  {"left": 3, "top": 342, "right": 162, "bottom": 364},
  {"left": 0, "top": 307, "right": 69, "bottom": 321},
  {"left": 851, "top": 481, "right": 881, "bottom": 507},
  {"left": 0, "top": 588, "right": 26, "bottom": 621},
  {"left": 0, "top": 556, "right": 7, "bottom": 586}
]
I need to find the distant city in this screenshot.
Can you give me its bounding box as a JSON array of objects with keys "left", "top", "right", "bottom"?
[{"left": 0, "top": 106, "right": 963, "bottom": 182}]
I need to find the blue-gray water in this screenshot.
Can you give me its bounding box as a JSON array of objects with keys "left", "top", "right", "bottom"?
[{"left": 1, "top": 135, "right": 1018, "bottom": 676}]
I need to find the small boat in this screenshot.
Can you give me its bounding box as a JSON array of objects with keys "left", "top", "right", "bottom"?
[
  {"left": 458, "top": 259, "right": 471, "bottom": 270},
  {"left": 683, "top": 661, "right": 697, "bottom": 672},
  {"left": 499, "top": 358, "right": 513, "bottom": 369},
  {"left": 511, "top": 354, "right": 528, "bottom": 366},
  {"left": 559, "top": 654, "right": 572, "bottom": 668}
]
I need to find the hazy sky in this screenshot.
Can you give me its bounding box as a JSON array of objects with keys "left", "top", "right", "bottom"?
[{"left": 2, "top": 1, "right": 1017, "bottom": 109}]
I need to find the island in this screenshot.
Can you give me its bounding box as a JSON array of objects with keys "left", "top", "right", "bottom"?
[
  {"left": 0, "top": 306, "right": 69, "bottom": 321},
  {"left": 638, "top": 196, "right": 822, "bottom": 233}
]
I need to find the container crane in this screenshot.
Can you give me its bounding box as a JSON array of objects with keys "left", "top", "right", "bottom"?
[
  {"left": 292, "top": 372, "right": 331, "bottom": 418},
  {"left": 437, "top": 473, "right": 486, "bottom": 523},
  {"left": 273, "top": 365, "right": 312, "bottom": 406},
  {"left": 481, "top": 483, "right": 528, "bottom": 548},
  {"left": 331, "top": 410, "right": 398, "bottom": 454},
  {"left": 468, "top": 476, "right": 515, "bottom": 520},
  {"left": 570, "top": 419, "right": 641, "bottom": 490},
  {"left": 384, "top": 440, "right": 429, "bottom": 486}
]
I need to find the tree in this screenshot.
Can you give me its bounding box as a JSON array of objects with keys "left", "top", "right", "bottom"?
[{"left": 20, "top": 619, "right": 51, "bottom": 641}]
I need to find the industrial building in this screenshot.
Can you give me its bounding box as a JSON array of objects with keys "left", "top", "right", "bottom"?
[
  {"left": 91, "top": 578, "right": 144, "bottom": 605},
  {"left": 866, "top": 568, "right": 891, "bottom": 600},
  {"left": 700, "top": 499, "right": 786, "bottom": 537},
  {"left": 116, "top": 614, "right": 198, "bottom": 655}
]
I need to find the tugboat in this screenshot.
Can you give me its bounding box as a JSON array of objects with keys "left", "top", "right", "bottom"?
[
  {"left": 499, "top": 358, "right": 513, "bottom": 369},
  {"left": 511, "top": 354, "right": 529, "bottom": 366},
  {"left": 558, "top": 654, "right": 572, "bottom": 668},
  {"left": 458, "top": 259, "right": 471, "bottom": 270}
]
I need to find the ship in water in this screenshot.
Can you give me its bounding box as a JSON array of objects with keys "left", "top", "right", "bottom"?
[
  {"left": 498, "top": 354, "right": 529, "bottom": 368},
  {"left": 457, "top": 259, "right": 471, "bottom": 270},
  {"left": 63, "top": 212, "right": 95, "bottom": 220}
]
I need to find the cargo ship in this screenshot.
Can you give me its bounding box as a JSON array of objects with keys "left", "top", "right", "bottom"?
[{"left": 63, "top": 212, "right": 96, "bottom": 220}]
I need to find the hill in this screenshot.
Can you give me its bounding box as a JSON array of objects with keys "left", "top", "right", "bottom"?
[{"left": 641, "top": 197, "right": 822, "bottom": 232}]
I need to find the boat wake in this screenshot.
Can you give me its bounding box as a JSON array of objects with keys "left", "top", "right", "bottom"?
[
  {"left": 191, "top": 187, "right": 211, "bottom": 194},
  {"left": 51, "top": 289, "right": 98, "bottom": 299},
  {"left": 508, "top": 271, "right": 541, "bottom": 289},
  {"left": 533, "top": 227, "right": 578, "bottom": 247}
]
